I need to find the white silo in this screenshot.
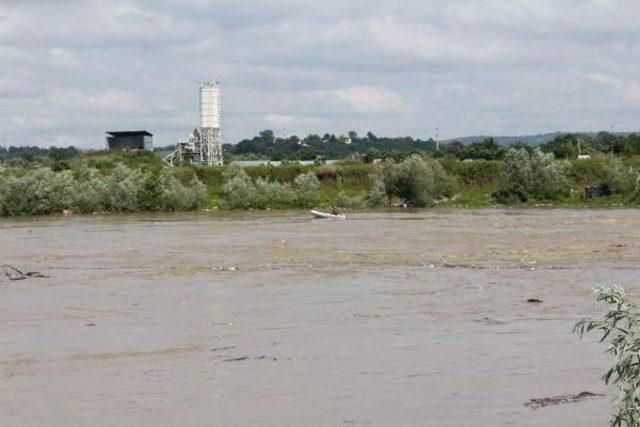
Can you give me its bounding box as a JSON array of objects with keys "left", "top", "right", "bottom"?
[{"left": 199, "top": 81, "right": 222, "bottom": 165}]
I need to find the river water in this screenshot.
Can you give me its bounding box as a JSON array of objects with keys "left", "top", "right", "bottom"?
[{"left": 1, "top": 209, "right": 639, "bottom": 426}]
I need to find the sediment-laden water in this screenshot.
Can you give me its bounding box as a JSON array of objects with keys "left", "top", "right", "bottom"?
[{"left": 1, "top": 209, "right": 638, "bottom": 426}]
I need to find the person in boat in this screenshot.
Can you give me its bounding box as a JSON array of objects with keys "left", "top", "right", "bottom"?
[{"left": 331, "top": 207, "right": 341, "bottom": 215}]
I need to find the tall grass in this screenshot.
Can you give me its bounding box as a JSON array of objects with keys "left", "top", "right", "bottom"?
[{"left": 439, "top": 158, "right": 501, "bottom": 185}]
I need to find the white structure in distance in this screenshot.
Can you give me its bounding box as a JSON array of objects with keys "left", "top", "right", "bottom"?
[{"left": 165, "top": 80, "right": 223, "bottom": 166}]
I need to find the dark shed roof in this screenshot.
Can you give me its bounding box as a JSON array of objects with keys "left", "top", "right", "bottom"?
[{"left": 106, "top": 130, "right": 153, "bottom": 137}]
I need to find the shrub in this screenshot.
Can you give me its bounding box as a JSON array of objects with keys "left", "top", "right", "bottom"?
[
  {"left": 88, "top": 159, "right": 116, "bottom": 169},
  {"left": 569, "top": 156, "right": 617, "bottom": 185},
  {"left": 136, "top": 167, "right": 165, "bottom": 211},
  {"left": 103, "top": 164, "right": 143, "bottom": 211},
  {"left": 172, "top": 166, "right": 196, "bottom": 186},
  {"left": 51, "top": 160, "right": 70, "bottom": 172},
  {"left": 194, "top": 165, "right": 226, "bottom": 186},
  {"left": 252, "top": 178, "right": 297, "bottom": 209},
  {"left": 383, "top": 155, "right": 454, "bottom": 207},
  {"left": 574, "top": 286, "right": 640, "bottom": 427},
  {"left": 315, "top": 164, "right": 339, "bottom": 181},
  {"left": 494, "top": 148, "right": 569, "bottom": 203},
  {"left": 0, "top": 164, "right": 206, "bottom": 216},
  {"left": 223, "top": 166, "right": 320, "bottom": 209},
  {"left": 368, "top": 178, "right": 388, "bottom": 207},
  {"left": 0, "top": 169, "right": 75, "bottom": 215},
  {"left": 72, "top": 168, "right": 104, "bottom": 212},
  {"left": 294, "top": 172, "right": 320, "bottom": 207},
  {"left": 600, "top": 160, "right": 636, "bottom": 195},
  {"left": 336, "top": 190, "right": 367, "bottom": 209},
  {"left": 223, "top": 166, "right": 254, "bottom": 209}
]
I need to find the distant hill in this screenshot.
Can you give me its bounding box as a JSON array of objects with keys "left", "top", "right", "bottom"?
[
  {"left": 444, "top": 131, "right": 640, "bottom": 146},
  {"left": 443, "top": 132, "right": 566, "bottom": 146}
]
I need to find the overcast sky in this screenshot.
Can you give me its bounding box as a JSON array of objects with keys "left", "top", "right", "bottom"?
[{"left": 1, "top": 0, "right": 639, "bottom": 148}]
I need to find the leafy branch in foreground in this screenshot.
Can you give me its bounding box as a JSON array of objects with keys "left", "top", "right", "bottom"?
[{"left": 574, "top": 285, "right": 640, "bottom": 427}]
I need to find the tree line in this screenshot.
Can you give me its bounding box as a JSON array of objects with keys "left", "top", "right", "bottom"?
[
  {"left": 224, "top": 130, "right": 640, "bottom": 162},
  {"left": 3, "top": 130, "right": 640, "bottom": 165}
]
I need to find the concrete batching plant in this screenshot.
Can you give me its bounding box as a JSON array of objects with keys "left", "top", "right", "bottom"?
[{"left": 165, "top": 81, "right": 223, "bottom": 166}]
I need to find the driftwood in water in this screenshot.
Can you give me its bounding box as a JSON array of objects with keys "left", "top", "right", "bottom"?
[
  {"left": 525, "top": 391, "right": 604, "bottom": 409},
  {"left": 1, "top": 264, "right": 49, "bottom": 281}
]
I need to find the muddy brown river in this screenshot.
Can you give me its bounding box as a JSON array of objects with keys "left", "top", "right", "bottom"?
[{"left": 1, "top": 209, "right": 639, "bottom": 426}]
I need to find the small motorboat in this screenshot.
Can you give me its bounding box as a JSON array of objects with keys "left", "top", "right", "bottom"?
[{"left": 310, "top": 209, "right": 346, "bottom": 220}]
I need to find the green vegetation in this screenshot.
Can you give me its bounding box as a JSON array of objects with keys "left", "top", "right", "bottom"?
[
  {"left": 574, "top": 286, "right": 640, "bottom": 427},
  {"left": 0, "top": 163, "right": 205, "bottom": 215},
  {"left": 2, "top": 149, "right": 640, "bottom": 215},
  {"left": 493, "top": 148, "right": 570, "bottom": 203},
  {"left": 5, "top": 130, "right": 640, "bottom": 165},
  {"left": 382, "top": 155, "right": 454, "bottom": 207},
  {"left": 222, "top": 166, "right": 319, "bottom": 209},
  {"left": 218, "top": 129, "right": 640, "bottom": 162},
  {"left": 3, "top": 132, "right": 640, "bottom": 216}
]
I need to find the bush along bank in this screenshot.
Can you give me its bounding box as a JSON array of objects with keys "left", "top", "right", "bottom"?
[
  {"left": 2, "top": 150, "right": 640, "bottom": 216},
  {"left": 0, "top": 164, "right": 206, "bottom": 215}
]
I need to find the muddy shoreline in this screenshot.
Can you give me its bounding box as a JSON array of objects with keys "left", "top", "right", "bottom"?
[{"left": 1, "top": 209, "right": 636, "bottom": 426}]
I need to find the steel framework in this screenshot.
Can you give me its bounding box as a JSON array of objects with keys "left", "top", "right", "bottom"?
[{"left": 165, "top": 81, "right": 223, "bottom": 166}]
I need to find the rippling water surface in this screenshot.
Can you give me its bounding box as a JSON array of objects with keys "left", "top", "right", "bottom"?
[{"left": 2, "top": 209, "right": 638, "bottom": 426}]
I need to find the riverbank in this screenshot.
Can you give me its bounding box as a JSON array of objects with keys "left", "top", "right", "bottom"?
[{"left": 1, "top": 150, "right": 639, "bottom": 216}]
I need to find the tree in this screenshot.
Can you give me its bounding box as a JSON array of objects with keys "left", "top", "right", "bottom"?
[
  {"left": 363, "top": 147, "right": 380, "bottom": 164},
  {"left": 442, "top": 141, "right": 465, "bottom": 158},
  {"left": 575, "top": 286, "right": 640, "bottom": 427},
  {"left": 49, "top": 146, "right": 79, "bottom": 162},
  {"left": 465, "top": 138, "right": 505, "bottom": 160},
  {"left": 595, "top": 131, "right": 618, "bottom": 153},
  {"left": 259, "top": 129, "right": 275, "bottom": 144},
  {"left": 543, "top": 134, "right": 580, "bottom": 159},
  {"left": 348, "top": 130, "right": 358, "bottom": 141},
  {"left": 20, "top": 152, "right": 34, "bottom": 163}
]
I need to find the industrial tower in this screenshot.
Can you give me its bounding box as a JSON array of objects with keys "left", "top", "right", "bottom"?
[
  {"left": 165, "top": 80, "right": 223, "bottom": 166},
  {"left": 199, "top": 81, "right": 223, "bottom": 165}
]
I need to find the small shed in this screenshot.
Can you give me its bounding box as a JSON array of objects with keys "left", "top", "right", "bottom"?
[{"left": 106, "top": 131, "right": 153, "bottom": 151}]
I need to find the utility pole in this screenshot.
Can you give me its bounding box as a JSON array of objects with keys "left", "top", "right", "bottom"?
[
  {"left": 435, "top": 127, "right": 440, "bottom": 152},
  {"left": 577, "top": 135, "right": 582, "bottom": 157},
  {"left": 610, "top": 125, "right": 615, "bottom": 157},
  {"left": 0, "top": 133, "right": 6, "bottom": 163}
]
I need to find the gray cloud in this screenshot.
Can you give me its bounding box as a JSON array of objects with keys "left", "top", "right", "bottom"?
[{"left": 1, "top": 0, "right": 639, "bottom": 148}]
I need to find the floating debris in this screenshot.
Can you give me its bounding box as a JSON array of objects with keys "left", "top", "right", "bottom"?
[
  {"left": 210, "top": 346, "right": 236, "bottom": 352},
  {"left": 525, "top": 391, "right": 605, "bottom": 409},
  {"left": 212, "top": 266, "right": 238, "bottom": 272},
  {"left": 1, "top": 264, "right": 49, "bottom": 281},
  {"left": 527, "top": 299, "right": 543, "bottom": 304},
  {"left": 442, "top": 263, "right": 482, "bottom": 270},
  {"left": 221, "top": 355, "right": 278, "bottom": 363},
  {"left": 223, "top": 356, "right": 248, "bottom": 362}
]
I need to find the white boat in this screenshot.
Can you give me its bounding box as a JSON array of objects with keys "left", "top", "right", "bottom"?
[{"left": 310, "top": 209, "right": 346, "bottom": 220}]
